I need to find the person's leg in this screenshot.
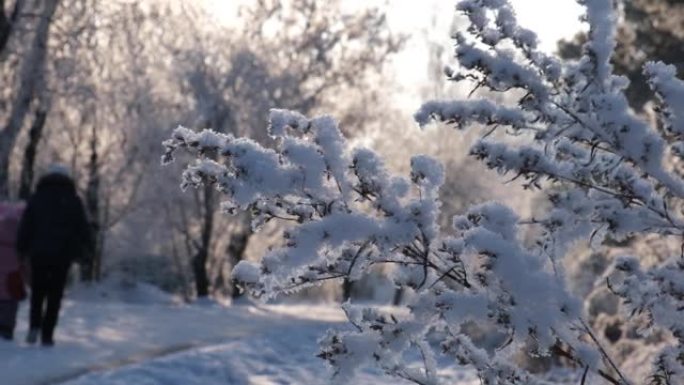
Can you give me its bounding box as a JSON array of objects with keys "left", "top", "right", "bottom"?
[
  {"left": 0, "top": 300, "right": 19, "bottom": 340},
  {"left": 41, "top": 265, "right": 69, "bottom": 345},
  {"left": 28, "top": 266, "right": 48, "bottom": 343}
]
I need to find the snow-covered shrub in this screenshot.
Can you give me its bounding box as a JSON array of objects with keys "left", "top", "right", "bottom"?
[{"left": 164, "top": 0, "right": 684, "bottom": 383}]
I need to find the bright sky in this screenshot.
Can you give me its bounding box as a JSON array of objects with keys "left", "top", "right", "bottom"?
[
  {"left": 381, "top": 0, "right": 585, "bottom": 107},
  {"left": 203, "top": 0, "right": 586, "bottom": 107},
  {"left": 204, "top": 0, "right": 585, "bottom": 51},
  {"left": 506, "top": 0, "right": 585, "bottom": 51}
]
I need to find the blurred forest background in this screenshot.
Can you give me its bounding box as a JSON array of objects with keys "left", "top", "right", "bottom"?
[{"left": 0, "top": 0, "right": 681, "bottom": 308}]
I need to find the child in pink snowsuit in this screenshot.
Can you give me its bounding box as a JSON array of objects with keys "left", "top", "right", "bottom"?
[{"left": 0, "top": 202, "right": 26, "bottom": 340}]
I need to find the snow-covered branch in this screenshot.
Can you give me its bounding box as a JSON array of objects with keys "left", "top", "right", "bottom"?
[{"left": 166, "top": 0, "right": 684, "bottom": 383}]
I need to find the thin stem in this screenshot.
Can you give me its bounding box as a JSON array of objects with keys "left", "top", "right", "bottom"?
[{"left": 580, "top": 318, "right": 631, "bottom": 385}]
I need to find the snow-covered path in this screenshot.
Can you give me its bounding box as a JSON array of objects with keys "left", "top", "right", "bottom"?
[
  {"left": 1, "top": 281, "right": 477, "bottom": 385},
  {"left": 57, "top": 308, "right": 480, "bottom": 385},
  {"left": 1, "top": 300, "right": 302, "bottom": 385},
  {"left": 0, "top": 279, "right": 344, "bottom": 385},
  {"left": 58, "top": 314, "right": 395, "bottom": 385}
]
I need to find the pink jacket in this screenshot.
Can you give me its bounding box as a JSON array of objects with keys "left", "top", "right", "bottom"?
[{"left": 0, "top": 202, "right": 25, "bottom": 301}]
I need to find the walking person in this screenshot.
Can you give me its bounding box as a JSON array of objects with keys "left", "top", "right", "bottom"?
[
  {"left": 16, "top": 165, "right": 92, "bottom": 346},
  {"left": 0, "top": 202, "right": 26, "bottom": 340}
]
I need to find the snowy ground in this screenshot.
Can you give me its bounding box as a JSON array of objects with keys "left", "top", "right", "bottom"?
[{"left": 1, "top": 279, "right": 477, "bottom": 385}]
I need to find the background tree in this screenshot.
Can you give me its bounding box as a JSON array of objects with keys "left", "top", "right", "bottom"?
[
  {"left": 0, "top": 0, "right": 59, "bottom": 198},
  {"left": 158, "top": 0, "right": 403, "bottom": 299},
  {"left": 558, "top": 0, "right": 684, "bottom": 111}
]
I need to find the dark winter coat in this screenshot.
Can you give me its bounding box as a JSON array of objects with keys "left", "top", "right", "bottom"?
[{"left": 16, "top": 173, "right": 93, "bottom": 267}]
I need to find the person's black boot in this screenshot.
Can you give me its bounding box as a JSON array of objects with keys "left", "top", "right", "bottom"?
[
  {"left": 26, "top": 329, "right": 39, "bottom": 344},
  {"left": 41, "top": 331, "right": 55, "bottom": 347},
  {"left": 0, "top": 330, "right": 12, "bottom": 340}
]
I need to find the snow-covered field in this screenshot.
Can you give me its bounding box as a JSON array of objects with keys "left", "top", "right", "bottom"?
[{"left": 1, "top": 279, "right": 477, "bottom": 385}]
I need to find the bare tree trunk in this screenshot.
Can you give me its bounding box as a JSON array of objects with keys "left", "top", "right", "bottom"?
[
  {"left": 0, "top": 0, "right": 9, "bottom": 53},
  {"left": 82, "top": 123, "right": 101, "bottom": 282},
  {"left": 193, "top": 184, "right": 214, "bottom": 297},
  {"left": 392, "top": 287, "right": 403, "bottom": 306},
  {"left": 0, "top": 0, "right": 24, "bottom": 56},
  {"left": 192, "top": 247, "right": 210, "bottom": 297},
  {"left": 342, "top": 278, "right": 353, "bottom": 302},
  {"left": 0, "top": 0, "right": 58, "bottom": 198},
  {"left": 226, "top": 214, "right": 251, "bottom": 300},
  {"left": 18, "top": 105, "right": 47, "bottom": 200}
]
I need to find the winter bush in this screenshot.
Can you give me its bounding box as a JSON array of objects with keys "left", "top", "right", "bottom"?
[{"left": 164, "top": 0, "right": 684, "bottom": 383}]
